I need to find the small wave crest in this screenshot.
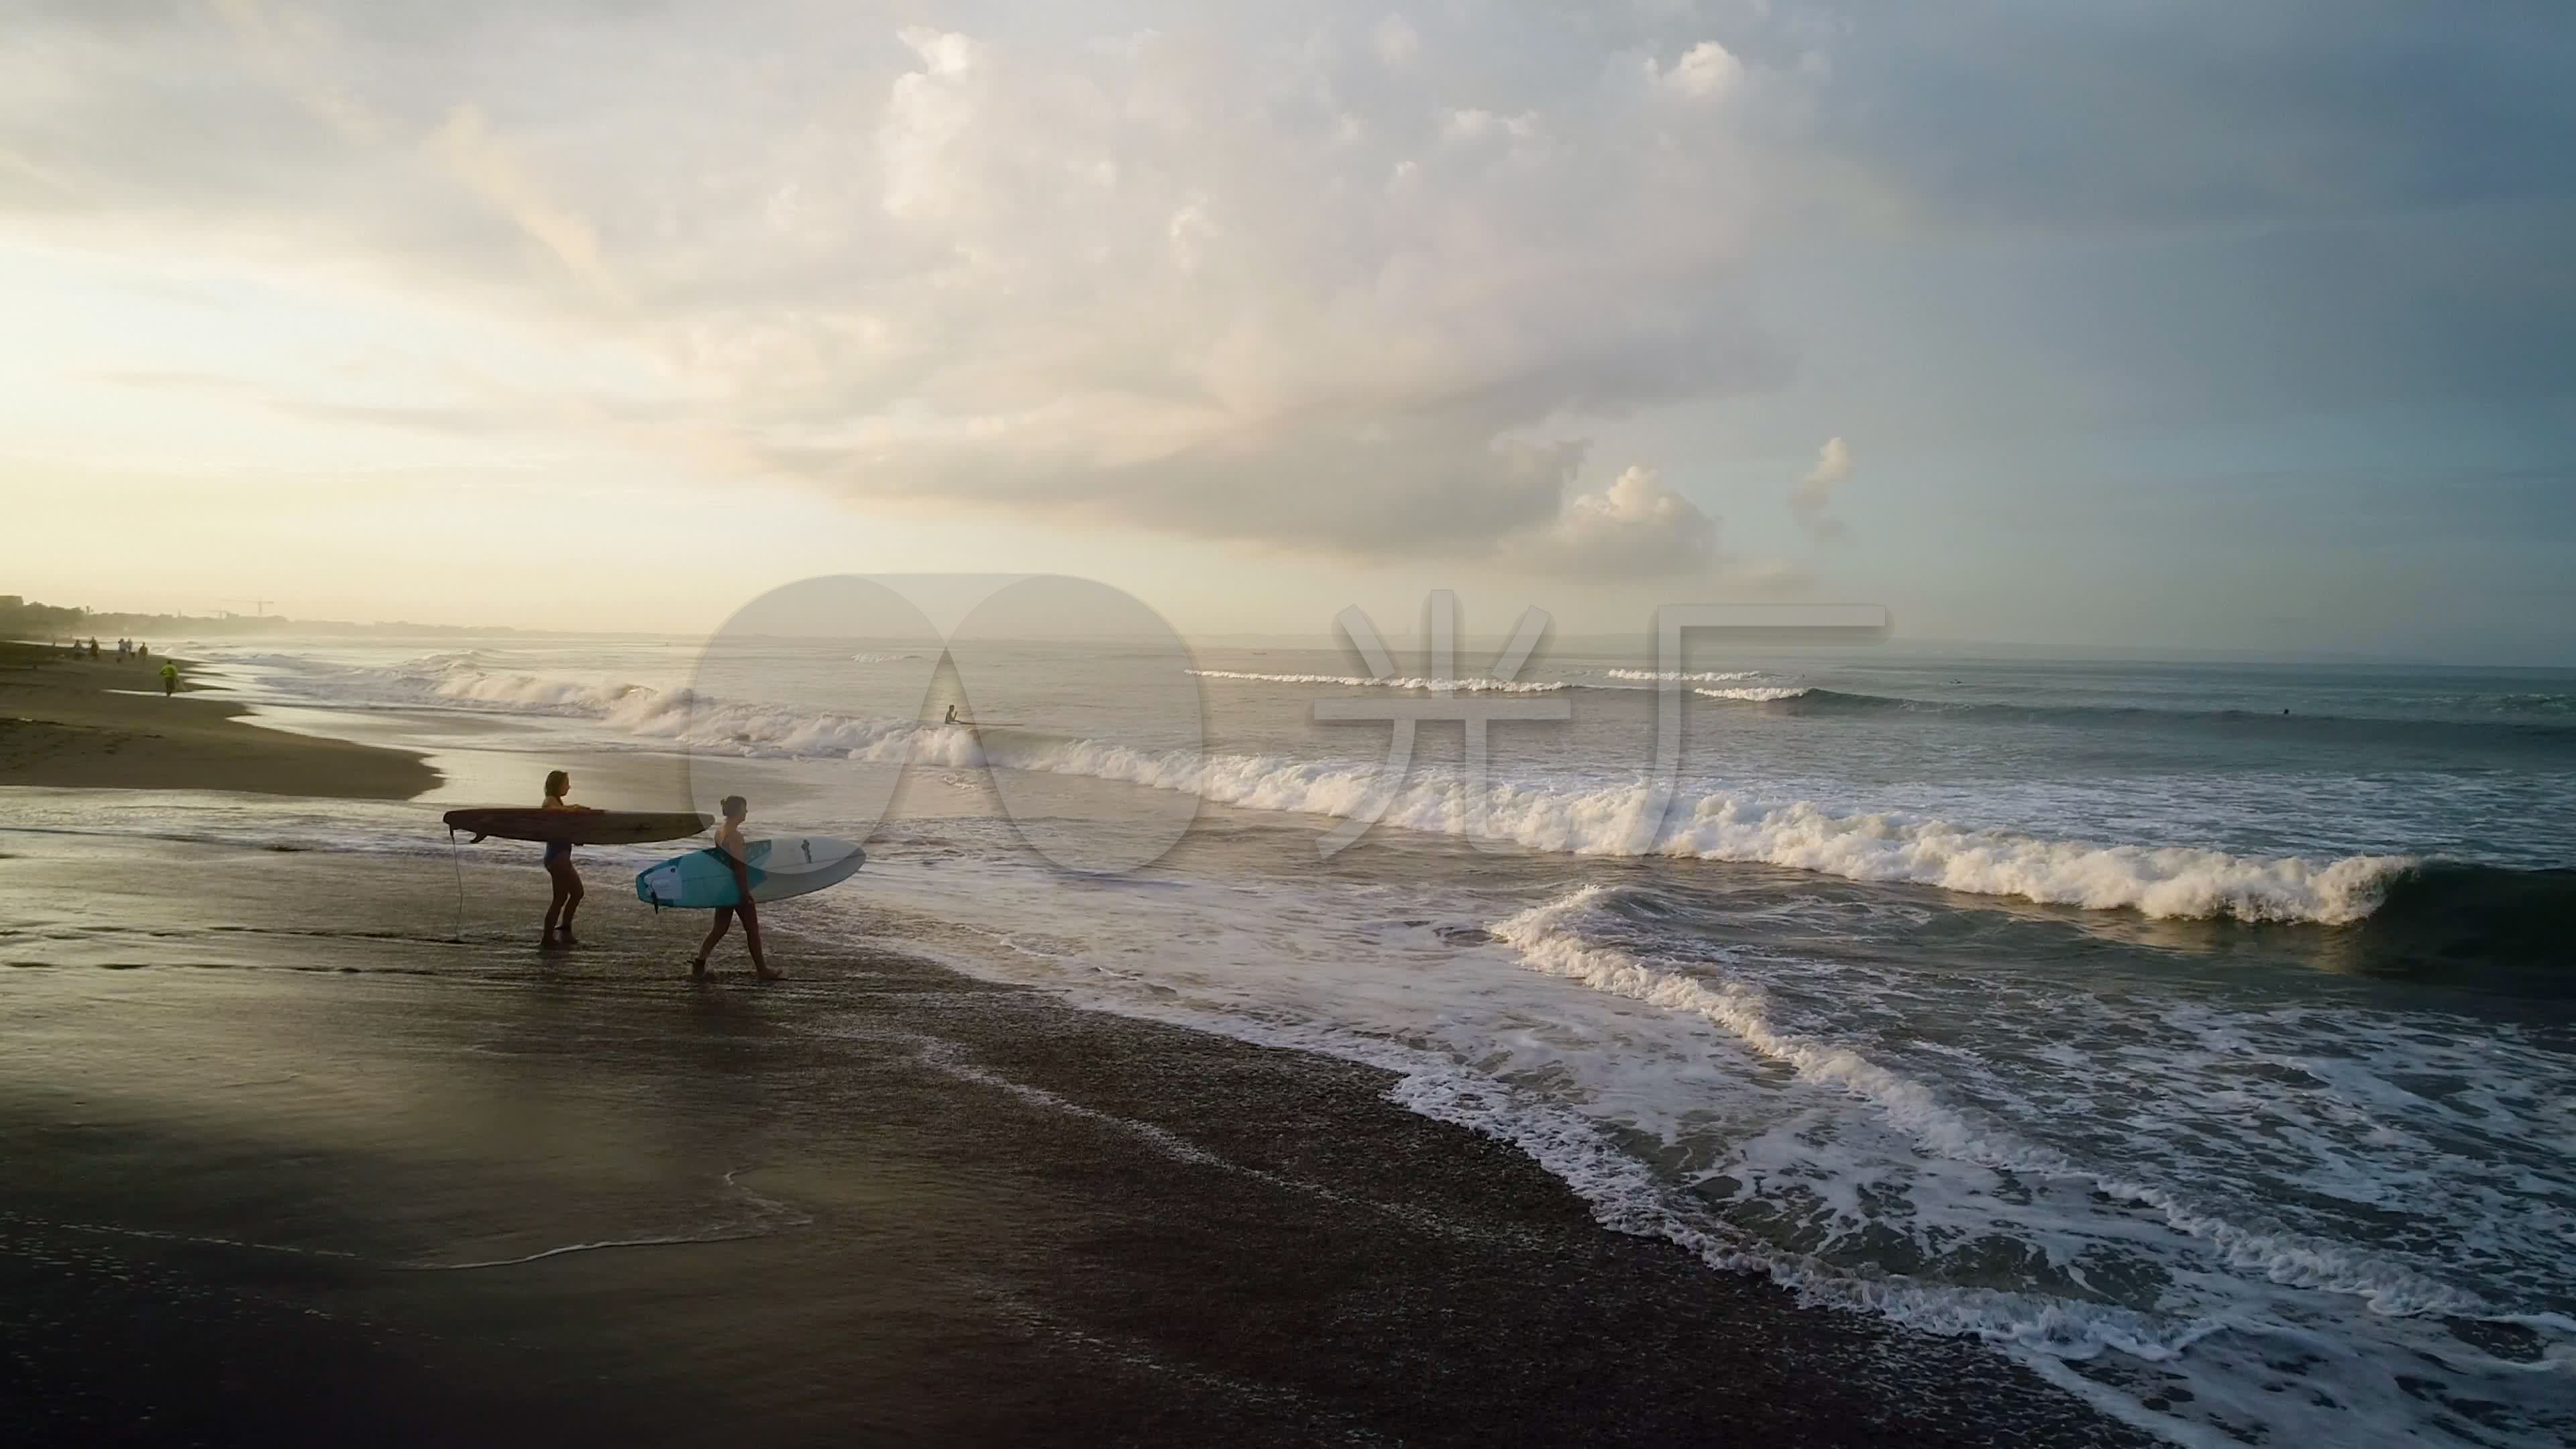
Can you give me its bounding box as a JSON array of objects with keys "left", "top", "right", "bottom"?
[
  {"left": 1187, "top": 669, "right": 1568, "bottom": 694},
  {"left": 1693, "top": 686, "right": 1813, "bottom": 702},
  {"left": 1601, "top": 669, "right": 1766, "bottom": 683},
  {"left": 2489, "top": 693, "right": 2575, "bottom": 715}
]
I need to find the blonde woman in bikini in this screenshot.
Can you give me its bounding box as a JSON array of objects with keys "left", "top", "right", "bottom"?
[{"left": 539, "top": 769, "right": 600, "bottom": 950}]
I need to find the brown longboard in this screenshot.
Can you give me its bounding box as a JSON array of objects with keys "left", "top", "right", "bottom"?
[{"left": 441, "top": 808, "right": 710, "bottom": 846}]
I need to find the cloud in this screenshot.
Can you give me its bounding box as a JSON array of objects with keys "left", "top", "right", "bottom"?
[
  {"left": 87, "top": 364, "right": 575, "bottom": 441},
  {"left": 741, "top": 14, "right": 1803, "bottom": 556},
  {"left": 1790, "top": 437, "right": 1851, "bottom": 540},
  {"left": 1505, "top": 464, "right": 1722, "bottom": 579},
  {"left": 425, "top": 103, "right": 625, "bottom": 309},
  {"left": 1441, "top": 108, "right": 1541, "bottom": 144},
  {"left": 0, "top": 3, "right": 1815, "bottom": 568},
  {"left": 1651, "top": 42, "right": 1746, "bottom": 103},
  {"left": 61, "top": 1, "right": 2563, "bottom": 575}
]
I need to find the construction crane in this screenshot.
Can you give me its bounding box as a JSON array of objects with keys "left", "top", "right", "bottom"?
[{"left": 217, "top": 596, "right": 278, "bottom": 617}]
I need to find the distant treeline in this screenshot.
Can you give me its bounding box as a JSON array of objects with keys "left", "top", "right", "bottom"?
[{"left": 0, "top": 592, "right": 512, "bottom": 640}]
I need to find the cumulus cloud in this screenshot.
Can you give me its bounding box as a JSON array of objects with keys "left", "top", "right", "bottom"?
[
  {"left": 1505, "top": 465, "right": 1722, "bottom": 579},
  {"left": 0, "top": 1, "right": 1818, "bottom": 566},
  {"left": 1790, "top": 436, "right": 1853, "bottom": 540},
  {"left": 1652, "top": 41, "right": 1746, "bottom": 103},
  {"left": 1440, "top": 108, "right": 1541, "bottom": 144}
]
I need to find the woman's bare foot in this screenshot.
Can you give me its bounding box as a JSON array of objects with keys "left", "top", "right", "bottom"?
[
  {"left": 755, "top": 965, "right": 785, "bottom": 983},
  {"left": 539, "top": 935, "right": 566, "bottom": 952},
  {"left": 689, "top": 957, "right": 708, "bottom": 979},
  {"left": 555, "top": 928, "right": 582, "bottom": 947}
]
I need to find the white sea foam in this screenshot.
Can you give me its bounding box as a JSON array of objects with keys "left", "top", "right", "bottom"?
[
  {"left": 1693, "top": 686, "right": 1813, "bottom": 702},
  {"left": 1490, "top": 886, "right": 2494, "bottom": 1318},
  {"left": 847, "top": 901, "right": 2218, "bottom": 1364},
  {"left": 1010, "top": 738, "right": 2411, "bottom": 924},
  {"left": 843, "top": 889, "right": 2390, "bottom": 1449},
  {"left": 1187, "top": 668, "right": 1568, "bottom": 693},
  {"left": 1602, "top": 669, "right": 1766, "bottom": 683},
  {"left": 272, "top": 653, "right": 2419, "bottom": 924},
  {"left": 1462, "top": 884, "right": 2576, "bottom": 1448}
]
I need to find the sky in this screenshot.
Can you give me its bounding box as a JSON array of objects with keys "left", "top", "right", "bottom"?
[{"left": 3, "top": 1, "right": 2572, "bottom": 659}]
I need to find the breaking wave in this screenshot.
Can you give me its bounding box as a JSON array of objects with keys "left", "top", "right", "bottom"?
[
  {"left": 2348, "top": 863, "right": 2576, "bottom": 972},
  {"left": 1187, "top": 669, "right": 1567, "bottom": 694},
  {"left": 1492, "top": 885, "right": 2496, "bottom": 1319},
  {"left": 1693, "top": 686, "right": 1813, "bottom": 702},
  {"left": 2489, "top": 693, "right": 2574, "bottom": 714},
  {"left": 266, "top": 653, "right": 2443, "bottom": 924},
  {"left": 1477, "top": 886, "right": 2576, "bottom": 1446}
]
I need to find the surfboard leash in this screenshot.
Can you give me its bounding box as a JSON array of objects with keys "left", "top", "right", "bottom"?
[{"left": 447, "top": 826, "right": 466, "bottom": 945}]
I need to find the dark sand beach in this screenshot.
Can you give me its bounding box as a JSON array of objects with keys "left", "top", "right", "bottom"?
[
  {"left": 0, "top": 836, "right": 2156, "bottom": 1448},
  {"left": 0, "top": 644, "right": 436, "bottom": 798},
  {"left": 0, "top": 663, "right": 2150, "bottom": 1446}
]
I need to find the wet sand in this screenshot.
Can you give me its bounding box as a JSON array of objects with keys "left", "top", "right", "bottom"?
[
  {"left": 0, "top": 831, "right": 2151, "bottom": 1447},
  {"left": 0, "top": 643, "right": 435, "bottom": 798}
]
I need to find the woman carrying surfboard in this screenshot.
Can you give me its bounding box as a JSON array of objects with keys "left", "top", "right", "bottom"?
[
  {"left": 692, "top": 795, "right": 782, "bottom": 982},
  {"left": 539, "top": 769, "right": 600, "bottom": 950}
]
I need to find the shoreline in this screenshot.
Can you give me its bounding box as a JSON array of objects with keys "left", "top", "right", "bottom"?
[
  {"left": 0, "top": 641, "right": 437, "bottom": 798},
  {"left": 0, "top": 830, "right": 2152, "bottom": 1447}
]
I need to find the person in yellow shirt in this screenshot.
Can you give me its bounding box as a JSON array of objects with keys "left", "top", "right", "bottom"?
[{"left": 158, "top": 661, "right": 179, "bottom": 696}]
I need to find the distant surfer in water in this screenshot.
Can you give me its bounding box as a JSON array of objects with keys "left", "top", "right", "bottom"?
[
  {"left": 692, "top": 794, "right": 780, "bottom": 982},
  {"left": 539, "top": 769, "right": 600, "bottom": 950}
]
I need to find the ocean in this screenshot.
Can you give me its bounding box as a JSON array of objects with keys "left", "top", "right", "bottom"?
[{"left": 21, "top": 629, "right": 2571, "bottom": 1448}]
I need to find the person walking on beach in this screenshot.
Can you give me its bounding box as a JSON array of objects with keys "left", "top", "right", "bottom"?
[
  {"left": 539, "top": 769, "right": 600, "bottom": 951},
  {"left": 159, "top": 661, "right": 178, "bottom": 696},
  {"left": 692, "top": 795, "right": 781, "bottom": 982}
]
